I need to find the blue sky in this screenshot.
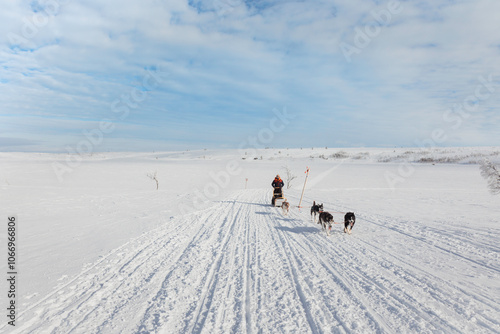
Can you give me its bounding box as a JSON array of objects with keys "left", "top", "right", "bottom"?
[{"left": 1, "top": 0, "right": 499, "bottom": 152}]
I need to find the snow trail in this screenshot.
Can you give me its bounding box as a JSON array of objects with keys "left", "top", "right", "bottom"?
[{"left": 7, "top": 189, "right": 500, "bottom": 334}]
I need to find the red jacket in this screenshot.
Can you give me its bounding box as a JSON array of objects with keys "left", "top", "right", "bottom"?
[{"left": 272, "top": 177, "right": 284, "bottom": 188}]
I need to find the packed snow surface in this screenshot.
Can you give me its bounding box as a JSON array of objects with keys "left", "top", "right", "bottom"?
[{"left": 1, "top": 147, "right": 499, "bottom": 333}]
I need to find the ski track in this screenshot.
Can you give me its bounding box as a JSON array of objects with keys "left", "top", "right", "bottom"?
[
  {"left": 289, "top": 193, "right": 500, "bottom": 333},
  {"left": 8, "top": 189, "right": 500, "bottom": 334}
]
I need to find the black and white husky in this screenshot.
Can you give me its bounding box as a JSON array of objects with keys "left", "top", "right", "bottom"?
[
  {"left": 318, "top": 211, "right": 334, "bottom": 236},
  {"left": 344, "top": 212, "right": 356, "bottom": 234},
  {"left": 310, "top": 201, "right": 323, "bottom": 222}
]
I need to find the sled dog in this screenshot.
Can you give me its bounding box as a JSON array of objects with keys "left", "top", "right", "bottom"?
[
  {"left": 281, "top": 200, "right": 290, "bottom": 215},
  {"left": 310, "top": 201, "right": 323, "bottom": 222},
  {"left": 344, "top": 212, "right": 356, "bottom": 234},
  {"left": 318, "top": 211, "right": 334, "bottom": 236}
]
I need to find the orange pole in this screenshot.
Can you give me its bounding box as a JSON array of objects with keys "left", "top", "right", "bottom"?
[{"left": 297, "top": 167, "right": 309, "bottom": 208}]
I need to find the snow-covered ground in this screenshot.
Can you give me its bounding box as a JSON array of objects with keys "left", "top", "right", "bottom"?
[{"left": 1, "top": 147, "right": 499, "bottom": 333}]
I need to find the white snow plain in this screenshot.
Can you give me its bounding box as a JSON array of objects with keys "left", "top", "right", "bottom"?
[{"left": 1, "top": 147, "right": 499, "bottom": 333}]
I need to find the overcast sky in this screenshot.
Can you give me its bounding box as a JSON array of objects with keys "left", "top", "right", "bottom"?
[{"left": 1, "top": 0, "right": 499, "bottom": 152}]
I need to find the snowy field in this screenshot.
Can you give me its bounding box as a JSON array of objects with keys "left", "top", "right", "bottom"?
[{"left": 1, "top": 147, "right": 499, "bottom": 333}]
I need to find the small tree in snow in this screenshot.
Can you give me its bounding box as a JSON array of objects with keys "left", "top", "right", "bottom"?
[
  {"left": 282, "top": 165, "right": 297, "bottom": 189},
  {"left": 147, "top": 171, "right": 159, "bottom": 190},
  {"left": 479, "top": 160, "right": 500, "bottom": 195}
]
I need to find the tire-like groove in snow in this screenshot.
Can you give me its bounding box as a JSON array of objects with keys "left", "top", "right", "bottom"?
[{"left": 8, "top": 189, "right": 499, "bottom": 334}]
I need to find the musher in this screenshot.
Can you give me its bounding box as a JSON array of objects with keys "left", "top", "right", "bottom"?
[{"left": 271, "top": 174, "right": 284, "bottom": 205}]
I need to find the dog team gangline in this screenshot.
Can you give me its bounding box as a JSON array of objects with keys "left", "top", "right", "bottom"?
[{"left": 270, "top": 174, "right": 356, "bottom": 237}]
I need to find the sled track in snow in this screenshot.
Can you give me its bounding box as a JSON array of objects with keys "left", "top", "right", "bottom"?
[
  {"left": 273, "top": 207, "right": 459, "bottom": 333},
  {"left": 290, "top": 193, "right": 500, "bottom": 333},
  {"left": 7, "top": 189, "right": 500, "bottom": 334}
]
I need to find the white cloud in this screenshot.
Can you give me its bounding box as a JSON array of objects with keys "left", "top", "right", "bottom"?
[{"left": 1, "top": 0, "right": 499, "bottom": 151}]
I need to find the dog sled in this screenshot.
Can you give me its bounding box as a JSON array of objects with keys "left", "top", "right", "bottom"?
[{"left": 272, "top": 186, "right": 286, "bottom": 207}]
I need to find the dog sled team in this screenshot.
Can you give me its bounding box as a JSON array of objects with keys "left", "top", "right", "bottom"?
[
  {"left": 310, "top": 201, "right": 356, "bottom": 236},
  {"left": 271, "top": 174, "right": 290, "bottom": 215},
  {"left": 271, "top": 174, "right": 356, "bottom": 236}
]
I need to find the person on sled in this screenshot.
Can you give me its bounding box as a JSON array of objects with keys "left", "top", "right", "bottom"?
[
  {"left": 271, "top": 174, "right": 284, "bottom": 205},
  {"left": 272, "top": 174, "right": 284, "bottom": 188}
]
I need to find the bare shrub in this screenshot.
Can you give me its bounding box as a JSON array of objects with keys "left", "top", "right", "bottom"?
[
  {"left": 352, "top": 152, "right": 369, "bottom": 160},
  {"left": 330, "top": 151, "right": 349, "bottom": 159},
  {"left": 282, "top": 165, "right": 297, "bottom": 189},
  {"left": 480, "top": 160, "right": 500, "bottom": 195},
  {"left": 147, "top": 171, "right": 159, "bottom": 190}
]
